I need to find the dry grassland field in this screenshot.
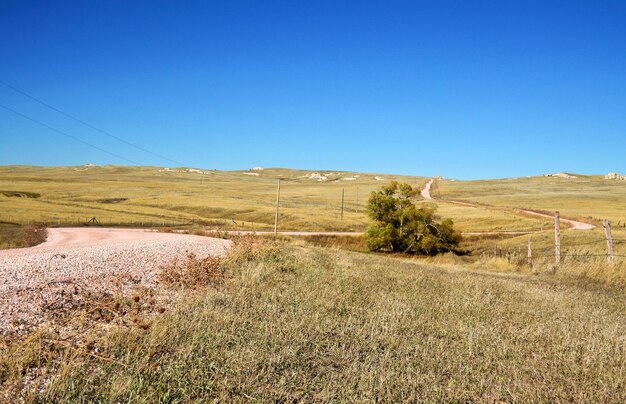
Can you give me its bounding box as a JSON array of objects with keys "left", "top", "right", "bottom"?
[
  {"left": 433, "top": 174, "right": 626, "bottom": 226},
  {"left": 1, "top": 165, "right": 566, "bottom": 232},
  {"left": 1, "top": 165, "right": 625, "bottom": 401},
  {"left": 0, "top": 165, "right": 420, "bottom": 231}
]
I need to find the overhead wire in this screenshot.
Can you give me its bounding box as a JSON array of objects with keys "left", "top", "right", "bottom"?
[
  {"left": 0, "top": 79, "right": 188, "bottom": 167},
  {"left": 0, "top": 103, "right": 141, "bottom": 165}
]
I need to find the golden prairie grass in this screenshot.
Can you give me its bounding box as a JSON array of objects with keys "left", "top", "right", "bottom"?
[
  {"left": 3, "top": 238, "right": 625, "bottom": 401},
  {"left": 0, "top": 165, "right": 548, "bottom": 233},
  {"left": 2, "top": 166, "right": 624, "bottom": 235},
  {"left": 435, "top": 174, "right": 626, "bottom": 226},
  {"left": 0, "top": 165, "right": 416, "bottom": 231}
]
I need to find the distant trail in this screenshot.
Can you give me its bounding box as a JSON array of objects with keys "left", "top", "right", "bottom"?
[
  {"left": 421, "top": 179, "right": 434, "bottom": 200},
  {"left": 424, "top": 179, "right": 596, "bottom": 231}
]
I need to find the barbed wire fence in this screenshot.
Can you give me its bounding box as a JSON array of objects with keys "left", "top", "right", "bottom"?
[{"left": 480, "top": 212, "right": 623, "bottom": 268}]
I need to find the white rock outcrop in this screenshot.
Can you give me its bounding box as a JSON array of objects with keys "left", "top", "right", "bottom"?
[
  {"left": 605, "top": 172, "right": 625, "bottom": 180},
  {"left": 543, "top": 172, "right": 577, "bottom": 179}
]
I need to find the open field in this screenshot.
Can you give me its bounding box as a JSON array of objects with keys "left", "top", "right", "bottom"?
[
  {"left": 0, "top": 165, "right": 590, "bottom": 234},
  {"left": 3, "top": 238, "right": 624, "bottom": 401},
  {"left": 433, "top": 175, "right": 626, "bottom": 227},
  {"left": 2, "top": 168, "right": 626, "bottom": 399},
  {"left": 0, "top": 165, "right": 424, "bottom": 232},
  {"left": 2, "top": 165, "right": 624, "bottom": 268}
]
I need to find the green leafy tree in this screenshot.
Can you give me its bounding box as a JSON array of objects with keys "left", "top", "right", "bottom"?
[{"left": 365, "top": 181, "right": 461, "bottom": 254}]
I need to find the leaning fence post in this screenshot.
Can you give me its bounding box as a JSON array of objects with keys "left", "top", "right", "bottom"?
[
  {"left": 603, "top": 219, "right": 615, "bottom": 263},
  {"left": 555, "top": 211, "right": 561, "bottom": 264}
]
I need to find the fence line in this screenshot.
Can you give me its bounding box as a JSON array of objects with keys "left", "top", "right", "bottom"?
[{"left": 485, "top": 213, "right": 622, "bottom": 266}]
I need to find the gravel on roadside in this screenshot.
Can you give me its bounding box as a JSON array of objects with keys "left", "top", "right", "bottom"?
[{"left": 0, "top": 230, "right": 231, "bottom": 334}]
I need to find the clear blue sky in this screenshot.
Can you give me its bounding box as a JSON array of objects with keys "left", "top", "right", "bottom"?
[{"left": 1, "top": 1, "right": 625, "bottom": 179}]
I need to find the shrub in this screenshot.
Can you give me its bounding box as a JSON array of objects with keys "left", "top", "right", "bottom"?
[{"left": 366, "top": 181, "right": 461, "bottom": 255}]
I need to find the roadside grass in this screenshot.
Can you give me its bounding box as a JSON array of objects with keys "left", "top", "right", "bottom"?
[
  {"left": 3, "top": 237, "right": 624, "bottom": 401},
  {"left": 0, "top": 224, "right": 47, "bottom": 249},
  {"left": 298, "top": 234, "right": 368, "bottom": 252}
]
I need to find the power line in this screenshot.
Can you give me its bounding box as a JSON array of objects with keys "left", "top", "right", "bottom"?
[
  {"left": 0, "top": 103, "right": 141, "bottom": 165},
  {"left": 0, "top": 80, "right": 188, "bottom": 167}
]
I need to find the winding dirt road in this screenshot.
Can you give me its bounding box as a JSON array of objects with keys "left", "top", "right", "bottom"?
[
  {"left": 421, "top": 179, "right": 434, "bottom": 200},
  {"left": 512, "top": 209, "right": 595, "bottom": 230},
  {"left": 421, "top": 178, "right": 595, "bottom": 231}
]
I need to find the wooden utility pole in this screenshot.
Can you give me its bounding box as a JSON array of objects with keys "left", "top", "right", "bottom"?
[
  {"left": 355, "top": 187, "right": 359, "bottom": 213},
  {"left": 555, "top": 211, "right": 561, "bottom": 264},
  {"left": 528, "top": 235, "right": 533, "bottom": 269},
  {"left": 340, "top": 188, "right": 345, "bottom": 220},
  {"left": 603, "top": 219, "right": 614, "bottom": 263},
  {"left": 274, "top": 179, "right": 281, "bottom": 234}
]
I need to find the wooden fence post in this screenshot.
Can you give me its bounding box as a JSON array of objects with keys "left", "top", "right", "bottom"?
[
  {"left": 274, "top": 179, "right": 281, "bottom": 234},
  {"left": 603, "top": 219, "right": 614, "bottom": 263},
  {"left": 340, "top": 188, "right": 345, "bottom": 220},
  {"left": 555, "top": 211, "right": 561, "bottom": 264},
  {"left": 528, "top": 235, "right": 533, "bottom": 269}
]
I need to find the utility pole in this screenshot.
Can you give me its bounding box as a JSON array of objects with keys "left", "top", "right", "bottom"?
[
  {"left": 355, "top": 187, "right": 359, "bottom": 213},
  {"left": 274, "top": 179, "right": 281, "bottom": 234},
  {"left": 603, "top": 219, "right": 614, "bottom": 263},
  {"left": 340, "top": 188, "right": 345, "bottom": 220},
  {"left": 555, "top": 211, "right": 561, "bottom": 264}
]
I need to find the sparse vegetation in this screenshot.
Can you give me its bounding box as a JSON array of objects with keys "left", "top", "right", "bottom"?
[
  {"left": 2, "top": 237, "right": 624, "bottom": 401},
  {"left": 0, "top": 224, "right": 47, "bottom": 249},
  {"left": 0, "top": 190, "right": 40, "bottom": 199},
  {"left": 159, "top": 252, "right": 225, "bottom": 289},
  {"left": 299, "top": 234, "right": 368, "bottom": 252},
  {"left": 2, "top": 166, "right": 626, "bottom": 400}
]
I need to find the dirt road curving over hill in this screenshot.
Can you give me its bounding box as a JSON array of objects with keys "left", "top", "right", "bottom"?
[
  {"left": 512, "top": 209, "right": 595, "bottom": 230},
  {"left": 0, "top": 228, "right": 231, "bottom": 334},
  {"left": 421, "top": 179, "right": 434, "bottom": 200},
  {"left": 424, "top": 179, "right": 595, "bottom": 231}
]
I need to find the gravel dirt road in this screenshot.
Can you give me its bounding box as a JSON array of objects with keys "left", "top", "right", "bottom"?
[{"left": 0, "top": 228, "right": 231, "bottom": 334}]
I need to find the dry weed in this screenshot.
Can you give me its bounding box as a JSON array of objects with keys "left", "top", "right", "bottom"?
[{"left": 159, "top": 253, "right": 224, "bottom": 289}]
